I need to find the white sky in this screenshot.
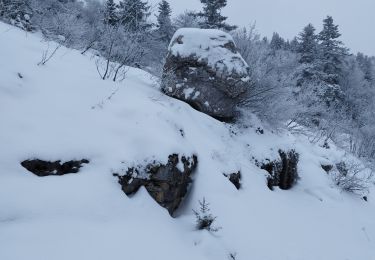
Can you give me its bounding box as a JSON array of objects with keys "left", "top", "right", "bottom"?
[{"left": 149, "top": 0, "right": 375, "bottom": 56}]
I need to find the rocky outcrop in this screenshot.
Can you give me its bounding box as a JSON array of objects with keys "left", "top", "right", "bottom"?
[
  {"left": 161, "top": 28, "right": 250, "bottom": 122},
  {"left": 258, "top": 150, "right": 299, "bottom": 190},
  {"left": 114, "top": 154, "right": 198, "bottom": 216},
  {"left": 224, "top": 171, "right": 241, "bottom": 190},
  {"left": 21, "top": 159, "right": 89, "bottom": 176}
]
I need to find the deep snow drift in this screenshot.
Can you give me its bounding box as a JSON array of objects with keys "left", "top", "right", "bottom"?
[{"left": 1, "top": 22, "right": 375, "bottom": 260}]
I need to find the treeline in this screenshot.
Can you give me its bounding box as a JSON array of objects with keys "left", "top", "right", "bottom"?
[
  {"left": 233, "top": 17, "right": 375, "bottom": 161},
  {"left": 1, "top": 0, "right": 375, "bottom": 162}
]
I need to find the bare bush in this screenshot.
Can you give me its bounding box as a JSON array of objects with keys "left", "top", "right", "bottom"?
[
  {"left": 37, "top": 42, "right": 61, "bottom": 66},
  {"left": 95, "top": 26, "right": 145, "bottom": 81},
  {"left": 233, "top": 26, "right": 300, "bottom": 128},
  {"left": 332, "top": 161, "right": 373, "bottom": 194}
]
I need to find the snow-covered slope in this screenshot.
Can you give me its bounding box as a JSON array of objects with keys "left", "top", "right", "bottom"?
[{"left": 1, "top": 22, "right": 375, "bottom": 260}]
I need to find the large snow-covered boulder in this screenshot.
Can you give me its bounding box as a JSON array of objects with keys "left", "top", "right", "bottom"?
[{"left": 161, "top": 28, "right": 250, "bottom": 121}]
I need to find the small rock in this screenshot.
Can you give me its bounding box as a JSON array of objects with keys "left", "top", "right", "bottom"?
[
  {"left": 321, "top": 164, "right": 333, "bottom": 173},
  {"left": 224, "top": 171, "right": 241, "bottom": 190},
  {"left": 256, "top": 127, "right": 264, "bottom": 134},
  {"left": 21, "top": 159, "right": 89, "bottom": 177}
]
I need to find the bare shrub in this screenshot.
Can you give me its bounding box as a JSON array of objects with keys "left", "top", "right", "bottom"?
[
  {"left": 332, "top": 161, "right": 373, "bottom": 194},
  {"left": 37, "top": 42, "right": 61, "bottom": 66}
]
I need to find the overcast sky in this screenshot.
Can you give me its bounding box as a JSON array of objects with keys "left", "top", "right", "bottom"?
[{"left": 149, "top": 0, "right": 375, "bottom": 56}]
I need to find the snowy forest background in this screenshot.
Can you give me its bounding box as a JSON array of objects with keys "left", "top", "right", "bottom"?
[{"left": 1, "top": 0, "right": 375, "bottom": 165}]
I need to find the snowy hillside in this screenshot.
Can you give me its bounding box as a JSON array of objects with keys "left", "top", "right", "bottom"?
[{"left": 1, "top": 22, "right": 375, "bottom": 260}]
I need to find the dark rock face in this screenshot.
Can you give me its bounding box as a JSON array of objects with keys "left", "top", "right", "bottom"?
[
  {"left": 161, "top": 28, "right": 250, "bottom": 122},
  {"left": 21, "top": 159, "right": 89, "bottom": 177},
  {"left": 259, "top": 150, "right": 299, "bottom": 190},
  {"left": 114, "top": 154, "right": 198, "bottom": 216},
  {"left": 321, "top": 164, "right": 333, "bottom": 173},
  {"left": 224, "top": 171, "right": 241, "bottom": 190}
]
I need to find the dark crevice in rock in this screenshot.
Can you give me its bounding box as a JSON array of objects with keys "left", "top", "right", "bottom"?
[
  {"left": 321, "top": 164, "right": 333, "bottom": 173},
  {"left": 224, "top": 171, "right": 241, "bottom": 190},
  {"left": 21, "top": 159, "right": 89, "bottom": 177},
  {"left": 114, "top": 154, "right": 198, "bottom": 217},
  {"left": 257, "top": 150, "right": 299, "bottom": 190}
]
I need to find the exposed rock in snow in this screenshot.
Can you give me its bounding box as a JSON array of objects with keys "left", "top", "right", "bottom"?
[
  {"left": 161, "top": 28, "right": 250, "bottom": 121},
  {"left": 114, "top": 154, "right": 198, "bottom": 216},
  {"left": 223, "top": 171, "right": 241, "bottom": 190},
  {"left": 21, "top": 159, "right": 89, "bottom": 177},
  {"left": 258, "top": 150, "right": 299, "bottom": 190},
  {"left": 321, "top": 164, "right": 333, "bottom": 173}
]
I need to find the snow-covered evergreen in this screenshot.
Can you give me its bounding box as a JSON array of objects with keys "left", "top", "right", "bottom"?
[
  {"left": 117, "top": 0, "right": 151, "bottom": 32},
  {"left": 103, "top": 0, "right": 118, "bottom": 26},
  {"left": 156, "top": 0, "right": 174, "bottom": 42},
  {"left": 198, "top": 0, "right": 236, "bottom": 31}
]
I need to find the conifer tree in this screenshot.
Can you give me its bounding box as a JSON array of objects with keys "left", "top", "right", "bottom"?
[
  {"left": 318, "top": 16, "right": 348, "bottom": 85},
  {"left": 103, "top": 0, "right": 118, "bottom": 26},
  {"left": 296, "top": 24, "right": 320, "bottom": 85},
  {"left": 156, "top": 0, "right": 174, "bottom": 42},
  {"left": 289, "top": 37, "right": 299, "bottom": 52},
  {"left": 117, "top": 0, "right": 151, "bottom": 32},
  {"left": 298, "top": 24, "right": 318, "bottom": 64},
  {"left": 270, "top": 32, "right": 285, "bottom": 50},
  {"left": 193, "top": 198, "right": 221, "bottom": 232},
  {"left": 198, "top": 0, "right": 236, "bottom": 31}
]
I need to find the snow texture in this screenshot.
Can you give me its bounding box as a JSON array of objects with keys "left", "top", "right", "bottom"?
[
  {"left": 0, "top": 22, "right": 375, "bottom": 260},
  {"left": 169, "top": 28, "right": 249, "bottom": 79}
]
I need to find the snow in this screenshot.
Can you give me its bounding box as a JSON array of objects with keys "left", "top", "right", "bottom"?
[
  {"left": 1, "top": 22, "right": 375, "bottom": 260},
  {"left": 169, "top": 28, "right": 249, "bottom": 78},
  {"left": 183, "top": 87, "right": 195, "bottom": 99}
]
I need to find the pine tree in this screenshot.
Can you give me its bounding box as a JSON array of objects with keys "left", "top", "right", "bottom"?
[
  {"left": 117, "top": 0, "right": 151, "bottom": 32},
  {"left": 298, "top": 24, "right": 318, "bottom": 64},
  {"left": 156, "top": 0, "right": 174, "bottom": 42},
  {"left": 103, "top": 0, "right": 118, "bottom": 26},
  {"left": 270, "top": 32, "right": 285, "bottom": 50},
  {"left": 289, "top": 37, "right": 299, "bottom": 52},
  {"left": 193, "top": 198, "right": 221, "bottom": 232},
  {"left": 198, "top": 0, "right": 236, "bottom": 31},
  {"left": 296, "top": 24, "right": 320, "bottom": 86},
  {"left": 318, "top": 16, "right": 348, "bottom": 85}
]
